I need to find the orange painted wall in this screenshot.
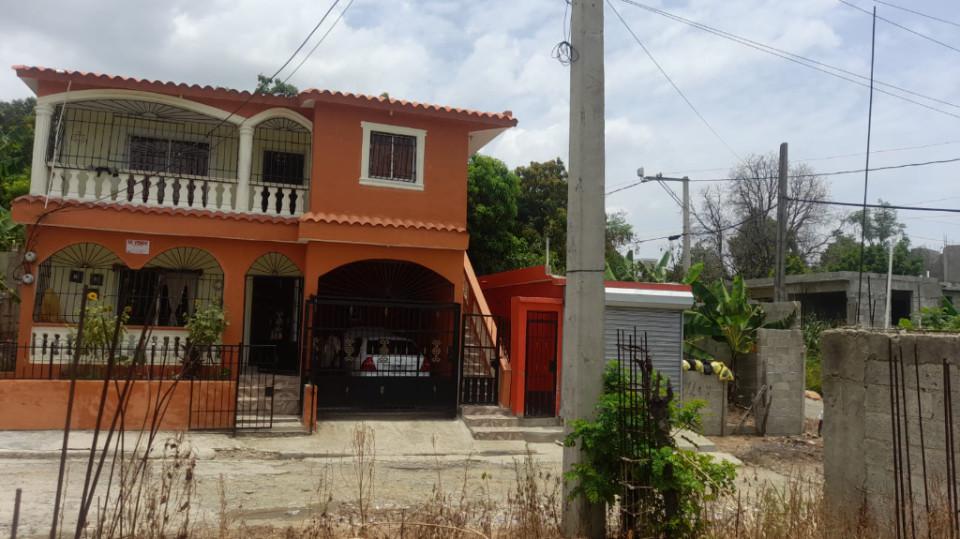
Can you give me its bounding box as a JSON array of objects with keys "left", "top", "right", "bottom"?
[
  {"left": 508, "top": 297, "right": 563, "bottom": 417},
  {"left": 14, "top": 225, "right": 306, "bottom": 348},
  {"left": 310, "top": 103, "right": 470, "bottom": 228},
  {"left": 305, "top": 241, "right": 465, "bottom": 303},
  {"left": 0, "top": 379, "right": 235, "bottom": 431}
]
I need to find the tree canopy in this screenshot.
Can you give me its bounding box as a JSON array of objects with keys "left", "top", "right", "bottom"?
[
  {"left": 693, "top": 153, "right": 830, "bottom": 279},
  {"left": 0, "top": 98, "right": 34, "bottom": 209},
  {"left": 817, "top": 200, "right": 924, "bottom": 275},
  {"left": 467, "top": 155, "right": 638, "bottom": 277},
  {"left": 255, "top": 74, "right": 299, "bottom": 97}
]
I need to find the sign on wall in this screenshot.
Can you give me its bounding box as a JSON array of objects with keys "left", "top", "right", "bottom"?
[{"left": 125, "top": 239, "right": 150, "bottom": 255}]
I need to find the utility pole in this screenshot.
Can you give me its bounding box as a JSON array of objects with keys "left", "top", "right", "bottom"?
[
  {"left": 637, "top": 171, "right": 691, "bottom": 271},
  {"left": 774, "top": 142, "right": 788, "bottom": 302},
  {"left": 561, "top": 0, "right": 606, "bottom": 537},
  {"left": 884, "top": 235, "right": 897, "bottom": 329},
  {"left": 682, "top": 176, "right": 690, "bottom": 271}
]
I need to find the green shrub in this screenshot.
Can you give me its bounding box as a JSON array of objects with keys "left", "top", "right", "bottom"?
[
  {"left": 802, "top": 315, "right": 828, "bottom": 394},
  {"left": 564, "top": 361, "right": 736, "bottom": 537},
  {"left": 185, "top": 302, "right": 227, "bottom": 346}
]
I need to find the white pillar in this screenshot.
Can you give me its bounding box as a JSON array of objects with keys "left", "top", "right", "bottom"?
[
  {"left": 30, "top": 103, "right": 55, "bottom": 196},
  {"left": 236, "top": 125, "right": 254, "bottom": 212}
]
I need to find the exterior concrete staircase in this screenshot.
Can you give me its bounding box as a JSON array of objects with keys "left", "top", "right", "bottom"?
[
  {"left": 235, "top": 373, "right": 308, "bottom": 436},
  {"left": 461, "top": 405, "right": 563, "bottom": 443},
  {"left": 235, "top": 414, "right": 309, "bottom": 436}
]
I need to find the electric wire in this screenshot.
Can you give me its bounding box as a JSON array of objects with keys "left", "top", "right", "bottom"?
[
  {"left": 608, "top": 0, "right": 740, "bottom": 160},
  {"left": 605, "top": 139, "right": 960, "bottom": 189},
  {"left": 282, "top": 0, "right": 355, "bottom": 85},
  {"left": 871, "top": 0, "right": 960, "bottom": 29},
  {"left": 617, "top": 0, "right": 960, "bottom": 120},
  {"left": 839, "top": 0, "right": 960, "bottom": 56},
  {"left": 24, "top": 0, "right": 346, "bottom": 255},
  {"left": 606, "top": 156, "right": 960, "bottom": 195}
]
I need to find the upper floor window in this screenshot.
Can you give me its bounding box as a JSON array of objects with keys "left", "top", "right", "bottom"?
[
  {"left": 261, "top": 150, "right": 305, "bottom": 185},
  {"left": 360, "top": 122, "right": 426, "bottom": 190},
  {"left": 129, "top": 136, "right": 209, "bottom": 177}
]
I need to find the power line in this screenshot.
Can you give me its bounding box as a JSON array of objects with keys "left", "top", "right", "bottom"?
[
  {"left": 632, "top": 212, "right": 760, "bottom": 245},
  {"left": 607, "top": 0, "right": 740, "bottom": 160},
  {"left": 604, "top": 140, "right": 960, "bottom": 187},
  {"left": 871, "top": 0, "right": 960, "bottom": 29},
  {"left": 26, "top": 1, "right": 346, "bottom": 247},
  {"left": 282, "top": 0, "right": 356, "bottom": 85},
  {"left": 606, "top": 156, "right": 960, "bottom": 194},
  {"left": 617, "top": 0, "right": 960, "bottom": 120},
  {"left": 839, "top": 0, "right": 960, "bottom": 55},
  {"left": 788, "top": 197, "right": 960, "bottom": 213}
]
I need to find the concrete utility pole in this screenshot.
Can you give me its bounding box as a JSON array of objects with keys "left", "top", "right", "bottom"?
[
  {"left": 682, "top": 176, "right": 691, "bottom": 271},
  {"left": 561, "top": 0, "right": 606, "bottom": 537},
  {"left": 774, "top": 142, "right": 788, "bottom": 302},
  {"left": 638, "top": 171, "right": 691, "bottom": 271},
  {"left": 884, "top": 235, "right": 897, "bottom": 329}
]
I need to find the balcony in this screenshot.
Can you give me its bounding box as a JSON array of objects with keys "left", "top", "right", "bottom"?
[{"left": 29, "top": 96, "right": 311, "bottom": 218}]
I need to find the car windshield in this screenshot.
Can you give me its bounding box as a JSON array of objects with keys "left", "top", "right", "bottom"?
[{"left": 365, "top": 338, "right": 419, "bottom": 355}]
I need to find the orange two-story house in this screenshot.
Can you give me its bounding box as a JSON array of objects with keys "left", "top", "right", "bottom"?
[{"left": 8, "top": 65, "right": 515, "bottom": 423}]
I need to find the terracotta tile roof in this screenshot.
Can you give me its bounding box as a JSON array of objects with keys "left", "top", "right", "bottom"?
[
  {"left": 13, "top": 65, "right": 297, "bottom": 106},
  {"left": 301, "top": 212, "right": 466, "bottom": 233},
  {"left": 15, "top": 195, "right": 299, "bottom": 224},
  {"left": 299, "top": 89, "right": 517, "bottom": 126},
  {"left": 14, "top": 65, "right": 518, "bottom": 126}
]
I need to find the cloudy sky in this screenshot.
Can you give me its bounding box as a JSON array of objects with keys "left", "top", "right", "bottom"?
[{"left": 2, "top": 0, "right": 958, "bottom": 258}]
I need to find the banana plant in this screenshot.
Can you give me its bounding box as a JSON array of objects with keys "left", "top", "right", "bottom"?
[{"left": 684, "top": 274, "right": 795, "bottom": 364}]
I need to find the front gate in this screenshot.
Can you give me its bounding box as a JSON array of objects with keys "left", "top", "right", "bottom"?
[
  {"left": 305, "top": 296, "right": 461, "bottom": 416},
  {"left": 233, "top": 345, "right": 278, "bottom": 431},
  {"left": 460, "top": 313, "right": 503, "bottom": 405},
  {"left": 524, "top": 311, "right": 559, "bottom": 417}
]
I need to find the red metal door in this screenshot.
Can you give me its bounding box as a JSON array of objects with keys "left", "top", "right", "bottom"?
[{"left": 524, "top": 311, "right": 558, "bottom": 417}]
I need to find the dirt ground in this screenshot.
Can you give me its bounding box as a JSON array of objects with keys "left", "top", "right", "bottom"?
[{"left": 0, "top": 412, "right": 826, "bottom": 538}]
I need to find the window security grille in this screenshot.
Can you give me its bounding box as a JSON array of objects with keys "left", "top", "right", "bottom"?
[
  {"left": 368, "top": 131, "right": 417, "bottom": 182},
  {"left": 261, "top": 150, "right": 305, "bottom": 185}
]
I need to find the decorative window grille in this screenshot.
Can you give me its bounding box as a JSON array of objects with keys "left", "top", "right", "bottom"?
[
  {"left": 368, "top": 131, "right": 417, "bottom": 183},
  {"left": 129, "top": 136, "right": 210, "bottom": 177},
  {"left": 261, "top": 150, "right": 305, "bottom": 185},
  {"left": 46, "top": 101, "right": 238, "bottom": 179}
]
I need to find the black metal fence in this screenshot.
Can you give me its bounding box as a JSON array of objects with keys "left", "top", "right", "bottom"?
[
  {"left": 460, "top": 313, "right": 503, "bottom": 405},
  {"left": 0, "top": 339, "right": 242, "bottom": 381},
  {"left": 616, "top": 329, "right": 678, "bottom": 536}
]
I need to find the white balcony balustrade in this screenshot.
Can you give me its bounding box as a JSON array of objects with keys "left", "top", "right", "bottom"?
[{"left": 43, "top": 166, "right": 307, "bottom": 217}]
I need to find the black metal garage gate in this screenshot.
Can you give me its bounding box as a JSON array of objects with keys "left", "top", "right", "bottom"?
[{"left": 304, "top": 296, "right": 461, "bottom": 416}]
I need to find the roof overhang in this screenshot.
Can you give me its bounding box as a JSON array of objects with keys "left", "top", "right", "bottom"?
[{"left": 605, "top": 286, "right": 694, "bottom": 310}]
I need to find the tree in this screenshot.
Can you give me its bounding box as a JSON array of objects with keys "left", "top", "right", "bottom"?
[
  {"left": 0, "top": 98, "right": 35, "bottom": 208},
  {"left": 255, "top": 74, "right": 299, "bottom": 97},
  {"left": 466, "top": 155, "right": 537, "bottom": 275},
  {"left": 693, "top": 153, "right": 830, "bottom": 278},
  {"left": 515, "top": 158, "right": 568, "bottom": 270},
  {"left": 818, "top": 200, "right": 924, "bottom": 276}
]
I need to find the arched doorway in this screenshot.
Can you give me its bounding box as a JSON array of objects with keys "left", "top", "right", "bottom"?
[
  {"left": 309, "top": 260, "right": 460, "bottom": 415},
  {"left": 245, "top": 253, "right": 303, "bottom": 373}
]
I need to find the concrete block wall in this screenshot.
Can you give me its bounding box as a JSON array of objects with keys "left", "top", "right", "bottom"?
[
  {"left": 682, "top": 371, "right": 727, "bottom": 436},
  {"left": 822, "top": 330, "right": 960, "bottom": 531},
  {"left": 758, "top": 301, "right": 800, "bottom": 328},
  {"left": 755, "top": 328, "right": 805, "bottom": 435}
]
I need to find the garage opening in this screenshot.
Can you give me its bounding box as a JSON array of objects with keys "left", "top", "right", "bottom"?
[{"left": 306, "top": 260, "right": 461, "bottom": 416}]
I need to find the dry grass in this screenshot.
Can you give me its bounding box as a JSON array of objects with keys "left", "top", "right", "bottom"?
[{"left": 63, "top": 424, "right": 957, "bottom": 539}]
